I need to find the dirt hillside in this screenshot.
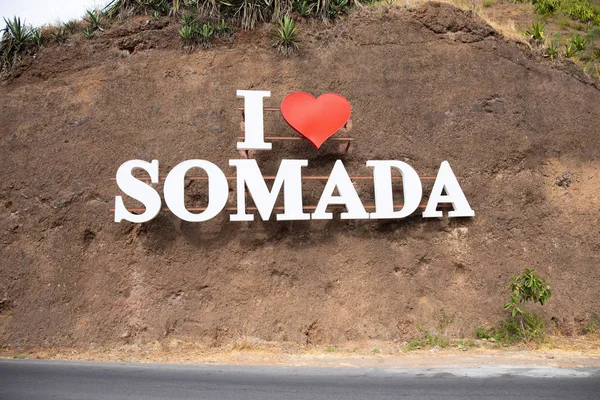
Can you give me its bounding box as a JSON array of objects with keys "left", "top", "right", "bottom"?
[{"left": 1, "top": 3, "right": 599, "bottom": 349}]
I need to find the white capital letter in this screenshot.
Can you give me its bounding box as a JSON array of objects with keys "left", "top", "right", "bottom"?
[
  {"left": 313, "top": 160, "right": 369, "bottom": 220},
  {"left": 423, "top": 161, "right": 475, "bottom": 218},
  {"left": 229, "top": 159, "right": 309, "bottom": 221},
  {"left": 164, "top": 160, "right": 228, "bottom": 222},
  {"left": 367, "top": 160, "right": 422, "bottom": 219},
  {"left": 114, "top": 160, "right": 161, "bottom": 223},
  {"left": 237, "top": 90, "right": 271, "bottom": 150}
]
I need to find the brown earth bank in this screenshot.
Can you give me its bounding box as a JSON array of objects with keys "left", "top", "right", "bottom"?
[{"left": 0, "top": 3, "right": 599, "bottom": 351}]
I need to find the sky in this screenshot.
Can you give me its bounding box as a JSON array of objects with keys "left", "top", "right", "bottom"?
[{"left": 0, "top": 0, "right": 110, "bottom": 30}]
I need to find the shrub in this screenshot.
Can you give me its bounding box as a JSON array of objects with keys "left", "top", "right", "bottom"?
[
  {"left": 503, "top": 268, "right": 552, "bottom": 342},
  {"left": 273, "top": 16, "right": 300, "bottom": 56}
]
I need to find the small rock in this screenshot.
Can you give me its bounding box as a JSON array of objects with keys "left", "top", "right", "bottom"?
[
  {"left": 546, "top": 355, "right": 555, "bottom": 359},
  {"left": 556, "top": 172, "right": 573, "bottom": 188},
  {"left": 489, "top": 337, "right": 496, "bottom": 343}
]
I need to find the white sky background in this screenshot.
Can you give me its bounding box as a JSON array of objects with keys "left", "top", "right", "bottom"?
[{"left": 0, "top": 0, "right": 111, "bottom": 30}]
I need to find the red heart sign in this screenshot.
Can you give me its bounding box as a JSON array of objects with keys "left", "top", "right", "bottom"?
[{"left": 280, "top": 92, "right": 352, "bottom": 149}]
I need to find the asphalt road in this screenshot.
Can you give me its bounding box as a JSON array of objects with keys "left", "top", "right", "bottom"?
[{"left": 0, "top": 360, "right": 599, "bottom": 400}]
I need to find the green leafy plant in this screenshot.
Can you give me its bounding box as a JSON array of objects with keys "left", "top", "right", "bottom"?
[
  {"left": 293, "top": 0, "right": 316, "bottom": 16},
  {"left": 524, "top": 21, "right": 545, "bottom": 41},
  {"left": 593, "top": 48, "right": 600, "bottom": 60},
  {"left": 0, "top": 16, "right": 33, "bottom": 71},
  {"left": 31, "top": 27, "right": 43, "bottom": 47},
  {"left": 565, "top": 43, "right": 578, "bottom": 58},
  {"left": 503, "top": 268, "right": 551, "bottom": 342},
  {"left": 178, "top": 24, "right": 194, "bottom": 43},
  {"left": 84, "top": 26, "right": 96, "bottom": 39},
  {"left": 63, "top": 19, "right": 79, "bottom": 34},
  {"left": 216, "top": 19, "right": 235, "bottom": 37},
  {"left": 474, "top": 326, "right": 491, "bottom": 339},
  {"left": 570, "top": 35, "right": 587, "bottom": 52},
  {"left": 407, "top": 325, "right": 450, "bottom": 351},
  {"left": 181, "top": 14, "right": 195, "bottom": 27},
  {"left": 273, "top": 16, "right": 300, "bottom": 56},
  {"left": 85, "top": 9, "right": 104, "bottom": 32},
  {"left": 52, "top": 25, "right": 70, "bottom": 43},
  {"left": 533, "top": 0, "right": 560, "bottom": 16},
  {"left": 545, "top": 42, "right": 559, "bottom": 60},
  {"left": 197, "top": 22, "right": 215, "bottom": 47}
]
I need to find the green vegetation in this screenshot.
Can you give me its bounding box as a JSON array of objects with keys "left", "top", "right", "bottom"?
[
  {"left": 104, "top": 0, "right": 360, "bottom": 30},
  {"left": 545, "top": 41, "right": 559, "bottom": 59},
  {"left": 531, "top": 0, "right": 600, "bottom": 24},
  {"left": 85, "top": 9, "right": 104, "bottom": 33},
  {"left": 475, "top": 326, "right": 491, "bottom": 339},
  {"left": 525, "top": 21, "right": 546, "bottom": 41},
  {"left": 178, "top": 15, "right": 231, "bottom": 50},
  {"left": 406, "top": 325, "right": 450, "bottom": 351},
  {"left": 503, "top": 268, "right": 552, "bottom": 342},
  {"left": 565, "top": 42, "right": 578, "bottom": 56},
  {"left": 0, "top": 17, "right": 34, "bottom": 72},
  {"left": 273, "top": 16, "right": 300, "bottom": 56}
]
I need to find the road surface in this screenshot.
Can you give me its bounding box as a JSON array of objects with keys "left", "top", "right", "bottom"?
[{"left": 0, "top": 359, "right": 599, "bottom": 399}]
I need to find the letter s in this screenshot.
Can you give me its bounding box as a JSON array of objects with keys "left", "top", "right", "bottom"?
[{"left": 114, "top": 160, "right": 161, "bottom": 223}]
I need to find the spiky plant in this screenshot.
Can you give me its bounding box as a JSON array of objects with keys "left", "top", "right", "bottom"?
[
  {"left": 85, "top": 9, "right": 104, "bottom": 32},
  {"left": 31, "top": 27, "right": 43, "bottom": 47},
  {"left": 197, "top": 22, "right": 215, "bottom": 48},
  {"left": 52, "top": 25, "right": 69, "bottom": 44},
  {"left": 273, "top": 16, "right": 299, "bottom": 56},
  {"left": 83, "top": 26, "right": 96, "bottom": 39},
  {"left": 524, "top": 21, "right": 545, "bottom": 42},
  {"left": 293, "top": 0, "right": 315, "bottom": 17},
  {"left": 564, "top": 43, "right": 577, "bottom": 58},
  {"left": 178, "top": 24, "right": 194, "bottom": 42},
  {"left": 0, "top": 17, "right": 33, "bottom": 71},
  {"left": 216, "top": 19, "right": 234, "bottom": 37},
  {"left": 4, "top": 17, "right": 32, "bottom": 53},
  {"left": 570, "top": 35, "right": 587, "bottom": 52},
  {"left": 63, "top": 19, "right": 79, "bottom": 34},
  {"left": 593, "top": 48, "right": 600, "bottom": 60},
  {"left": 545, "top": 42, "right": 558, "bottom": 61},
  {"left": 181, "top": 14, "right": 196, "bottom": 27}
]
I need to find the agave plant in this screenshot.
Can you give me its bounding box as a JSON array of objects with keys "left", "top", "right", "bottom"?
[
  {"left": 570, "top": 35, "right": 587, "bottom": 52},
  {"left": 524, "top": 21, "right": 545, "bottom": 42},
  {"left": 31, "top": 27, "right": 43, "bottom": 47},
  {"left": 0, "top": 16, "right": 34, "bottom": 71},
  {"left": 216, "top": 19, "right": 235, "bottom": 37},
  {"left": 4, "top": 17, "right": 32, "bottom": 53},
  {"left": 178, "top": 24, "right": 194, "bottom": 43},
  {"left": 84, "top": 26, "right": 96, "bottom": 39},
  {"left": 85, "top": 9, "right": 104, "bottom": 32},
  {"left": 273, "top": 16, "right": 299, "bottom": 56},
  {"left": 564, "top": 43, "right": 577, "bottom": 58},
  {"left": 63, "top": 19, "right": 79, "bottom": 34},
  {"left": 593, "top": 48, "right": 600, "bottom": 60},
  {"left": 293, "top": 0, "right": 316, "bottom": 17},
  {"left": 52, "top": 25, "right": 70, "bottom": 44},
  {"left": 197, "top": 22, "right": 216, "bottom": 48},
  {"left": 544, "top": 42, "right": 558, "bottom": 61}
]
